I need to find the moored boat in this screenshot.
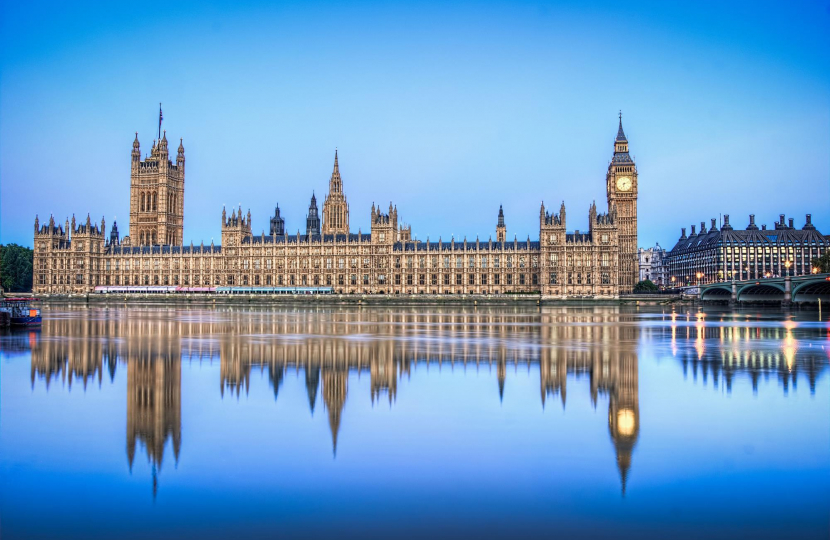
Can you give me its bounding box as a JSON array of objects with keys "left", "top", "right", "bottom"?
[{"left": 0, "top": 298, "right": 42, "bottom": 326}]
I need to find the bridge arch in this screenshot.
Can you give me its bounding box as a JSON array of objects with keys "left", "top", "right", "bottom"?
[
  {"left": 736, "top": 283, "right": 785, "bottom": 303},
  {"left": 700, "top": 285, "right": 732, "bottom": 301},
  {"left": 792, "top": 278, "right": 830, "bottom": 303}
]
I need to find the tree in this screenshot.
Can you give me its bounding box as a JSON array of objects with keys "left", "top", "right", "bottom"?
[
  {"left": 633, "top": 279, "right": 658, "bottom": 293},
  {"left": 811, "top": 252, "right": 830, "bottom": 274},
  {"left": 0, "top": 244, "right": 34, "bottom": 292}
]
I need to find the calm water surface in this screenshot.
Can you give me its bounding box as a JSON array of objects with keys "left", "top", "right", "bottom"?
[{"left": 1, "top": 305, "right": 828, "bottom": 539}]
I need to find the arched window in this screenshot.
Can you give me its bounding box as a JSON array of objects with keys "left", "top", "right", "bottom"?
[
  {"left": 152, "top": 192, "right": 157, "bottom": 211},
  {"left": 140, "top": 193, "right": 145, "bottom": 212}
]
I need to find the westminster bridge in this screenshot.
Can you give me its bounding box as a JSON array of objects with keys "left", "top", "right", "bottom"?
[{"left": 699, "top": 273, "right": 830, "bottom": 305}]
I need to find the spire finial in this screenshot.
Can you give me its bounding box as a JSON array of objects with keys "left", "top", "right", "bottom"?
[{"left": 616, "top": 112, "right": 627, "bottom": 142}]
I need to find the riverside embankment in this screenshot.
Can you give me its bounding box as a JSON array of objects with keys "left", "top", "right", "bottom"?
[{"left": 28, "top": 293, "right": 688, "bottom": 307}]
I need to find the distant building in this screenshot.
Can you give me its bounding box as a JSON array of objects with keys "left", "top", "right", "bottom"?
[
  {"left": 665, "top": 214, "right": 829, "bottom": 285},
  {"left": 638, "top": 243, "right": 667, "bottom": 286}
]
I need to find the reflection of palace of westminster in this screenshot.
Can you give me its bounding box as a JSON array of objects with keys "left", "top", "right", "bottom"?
[
  {"left": 32, "top": 117, "right": 639, "bottom": 296},
  {"left": 29, "top": 308, "right": 642, "bottom": 491},
  {"left": 27, "top": 307, "right": 828, "bottom": 495}
]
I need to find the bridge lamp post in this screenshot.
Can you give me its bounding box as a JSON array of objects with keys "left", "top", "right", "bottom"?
[
  {"left": 785, "top": 260, "right": 792, "bottom": 277},
  {"left": 812, "top": 266, "right": 819, "bottom": 275},
  {"left": 696, "top": 272, "right": 703, "bottom": 285}
]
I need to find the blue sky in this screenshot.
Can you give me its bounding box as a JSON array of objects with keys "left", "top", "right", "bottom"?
[{"left": 1, "top": 0, "right": 828, "bottom": 248}]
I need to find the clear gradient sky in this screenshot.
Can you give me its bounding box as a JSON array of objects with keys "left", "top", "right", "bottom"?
[{"left": 1, "top": 0, "right": 828, "bottom": 249}]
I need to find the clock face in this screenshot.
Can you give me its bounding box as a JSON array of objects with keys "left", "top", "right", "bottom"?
[{"left": 616, "top": 176, "right": 632, "bottom": 192}]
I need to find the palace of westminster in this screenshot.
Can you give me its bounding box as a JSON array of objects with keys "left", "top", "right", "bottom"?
[{"left": 32, "top": 118, "right": 639, "bottom": 296}]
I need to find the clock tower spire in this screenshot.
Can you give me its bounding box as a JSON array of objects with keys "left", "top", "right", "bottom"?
[{"left": 606, "top": 112, "right": 638, "bottom": 293}]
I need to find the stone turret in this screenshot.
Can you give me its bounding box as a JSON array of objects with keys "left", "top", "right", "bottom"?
[
  {"left": 110, "top": 220, "right": 120, "bottom": 246},
  {"left": 370, "top": 202, "right": 398, "bottom": 245},
  {"left": 131, "top": 133, "right": 140, "bottom": 168},
  {"left": 496, "top": 205, "right": 506, "bottom": 242},
  {"left": 177, "top": 138, "right": 185, "bottom": 171},
  {"left": 221, "top": 205, "right": 252, "bottom": 248},
  {"left": 270, "top": 205, "right": 286, "bottom": 238},
  {"left": 306, "top": 193, "right": 321, "bottom": 236}
]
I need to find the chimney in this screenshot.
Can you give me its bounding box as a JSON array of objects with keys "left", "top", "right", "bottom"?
[
  {"left": 806, "top": 214, "right": 812, "bottom": 225},
  {"left": 711, "top": 218, "right": 717, "bottom": 231},
  {"left": 762, "top": 224, "right": 767, "bottom": 230},
  {"left": 788, "top": 218, "right": 794, "bottom": 229},
  {"left": 700, "top": 221, "right": 706, "bottom": 234},
  {"left": 681, "top": 227, "right": 687, "bottom": 239},
  {"left": 690, "top": 225, "right": 696, "bottom": 235},
  {"left": 780, "top": 214, "right": 785, "bottom": 226}
]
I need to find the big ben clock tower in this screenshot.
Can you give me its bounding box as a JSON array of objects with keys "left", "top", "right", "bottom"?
[{"left": 606, "top": 113, "right": 638, "bottom": 293}]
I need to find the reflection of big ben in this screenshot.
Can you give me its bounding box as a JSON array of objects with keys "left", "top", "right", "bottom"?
[
  {"left": 607, "top": 351, "right": 639, "bottom": 495},
  {"left": 606, "top": 114, "right": 638, "bottom": 293}
]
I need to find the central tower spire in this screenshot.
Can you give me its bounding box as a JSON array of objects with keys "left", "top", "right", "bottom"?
[{"left": 322, "top": 149, "right": 350, "bottom": 235}]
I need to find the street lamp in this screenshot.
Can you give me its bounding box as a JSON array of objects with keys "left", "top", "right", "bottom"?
[
  {"left": 784, "top": 260, "right": 792, "bottom": 277},
  {"left": 695, "top": 272, "right": 703, "bottom": 285},
  {"left": 812, "top": 266, "right": 819, "bottom": 275}
]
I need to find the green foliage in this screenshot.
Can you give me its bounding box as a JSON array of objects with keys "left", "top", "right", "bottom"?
[
  {"left": 633, "top": 279, "right": 658, "bottom": 293},
  {"left": 0, "top": 244, "right": 34, "bottom": 292},
  {"left": 811, "top": 252, "right": 830, "bottom": 274}
]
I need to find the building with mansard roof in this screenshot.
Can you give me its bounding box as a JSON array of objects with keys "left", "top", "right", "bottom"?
[
  {"left": 665, "top": 214, "right": 828, "bottom": 285},
  {"left": 32, "top": 118, "right": 639, "bottom": 297}
]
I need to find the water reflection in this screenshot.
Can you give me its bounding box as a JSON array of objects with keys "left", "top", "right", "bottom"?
[
  {"left": 19, "top": 306, "right": 829, "bottom": 501},
  {"left": 660, "top": 310, "right": 827, "bottom": 393}
]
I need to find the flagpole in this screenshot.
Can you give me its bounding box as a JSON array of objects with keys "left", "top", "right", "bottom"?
[{"left": 158, "top": 102, "right": 162, "bottom": 140}]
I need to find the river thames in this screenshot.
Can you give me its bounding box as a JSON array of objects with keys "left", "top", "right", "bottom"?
[{"left": 1, "top": 305, "right": 828, "bottom": 539}]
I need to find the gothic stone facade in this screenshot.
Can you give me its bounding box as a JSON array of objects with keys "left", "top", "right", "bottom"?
[
  {"left": 33, "top": 119, "right": 639, "bottom": 297},
  {"left": 129, "top": 132, "right": 185, "bottom": 247}
]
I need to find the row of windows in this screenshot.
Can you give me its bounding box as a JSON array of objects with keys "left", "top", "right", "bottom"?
[
  {"left": 77, "top": 272, "right": 547, "bottom": 287},
  {"left": 93, "top": 252, "right": 616, "bottom": 271},
  {"left": 548, "top": 272, "right": 612, "bottom": 285},
  {"left": 45, "top": 271, "right": 617, "bottom": 288}
]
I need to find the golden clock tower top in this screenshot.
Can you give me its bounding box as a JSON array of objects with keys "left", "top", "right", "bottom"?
[{"left": 607, "top": 112, "right": 637, "bottom": 197}]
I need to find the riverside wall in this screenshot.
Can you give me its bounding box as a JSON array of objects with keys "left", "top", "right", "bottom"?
[{"left": 24, "top": 293, "right": 687, "bottom": 307}]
